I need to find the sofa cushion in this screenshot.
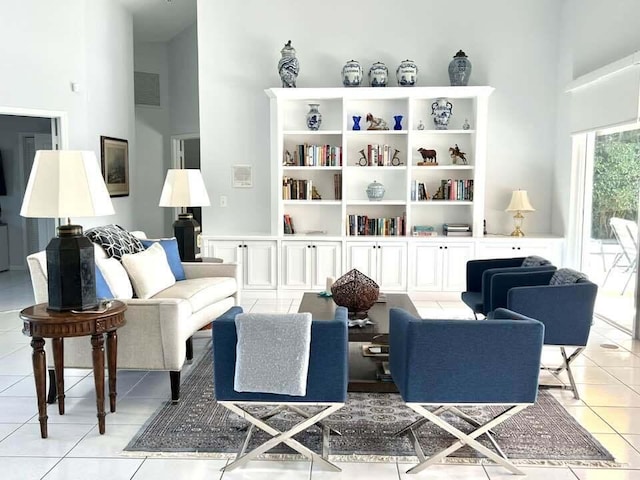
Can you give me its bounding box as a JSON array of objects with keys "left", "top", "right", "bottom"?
[
  {"left": 121, "top": 243, "right": 176, "bottom": 299},
  {"left": 549, "top": 268, "right": 588, "bottom": 285},
  {"left": 96, "top": 257, "right": 133, "bottom": 299},
  {"left": 85, "top": 224, "right": 144, "bottom": 260},
  {"left": 153, "top": 277, "right": 237, "bottom": 314},
  {"left": 139, "top": 238, "right": 186, "bottom": 281}
]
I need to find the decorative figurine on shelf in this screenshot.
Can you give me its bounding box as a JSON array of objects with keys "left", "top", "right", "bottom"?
[
  {"left": 312, "top": 186, "right": 322, "bottom": 200},
  {"left": 391, "top": 149, "right": 402, "bottom": 166},
  {"left": 342, "top": 60, "right": 363, "bottom": 87},
  {"left": 417, "top": 148, "right": 438, "bottom": 165},
  {"left": 366, "top": 113, "right": 389, "bottom": 130},
  {"left": 396, "top": 59, "right": 418, "bottom": 86},
  {"left": 278, "top": 40, "right": 299, "bottom": 88},
  {"left": 283, "top": 150, "right": 296, "bottom": 166},
  {"left": 393, "top": 115, "right": 403, "bottom": 130},
  {"left": 358, "top": 149, "right": 368, "bottom": 166},
  {"left": 448, "top": 50, "right": 472, "bottom": 86},
  {"left": 449, "top": 144, "right": 467, "bottom": 164},
  {"left": 366, "top": 180, "right": 386, "bottom": 201},
  {"left": 368, "top": 62, "right": 388, "bottom": 87},
  {"left": 432, "top": 185, "right": 445, "bottom": 200},
  {"left": 306, "top": 103, "right": 322, "bottom": 131},
  {"left": 462, "top": 118, "right": 471, "bottom": 130},
  {"left": 352, "top": 115, "right": 362, "bottom": 131},
  {"left": 417, "top": 120, "right": 425, "bottom": 130},
  {"left": 431, "top": 98, "right": 453, "bottom": 130}
]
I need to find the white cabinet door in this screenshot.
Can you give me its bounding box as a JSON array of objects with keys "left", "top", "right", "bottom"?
[
  {"left": 441, "top": 242, "right": 475, "bottom": 292},
  {"left": 476, "top": 240, "right": 557, "bottom": 263},
  {"left": 410, "top": 243, "right": 441, "bottom": 291},
  {"left": 244, "top": 241, "right": 277, "bottom": 289},
  {"left": 281, "top": 241, "right": 311, "bottom": 289},
  {"left": 377, "top": 242, "right": 407, "bottom": 291},
  {"left": 208, "top": 240, "right": 242, "bottom": 264},
  {"left": 346, "top": 243, "right": 377, "bottom": 280},
  {"left": 311, "top": 242, "right": 342, "bottom": 290}
]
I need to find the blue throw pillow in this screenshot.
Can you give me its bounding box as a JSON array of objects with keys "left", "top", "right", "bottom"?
[
  {"left": 95, "top": 265, "right": 114, "bottom": 299},
  {"left": 139, "top": 238, "right": 186, "bottom": 281}
]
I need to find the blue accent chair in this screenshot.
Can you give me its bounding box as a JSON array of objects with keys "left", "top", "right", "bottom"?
[
  {"left": 461, "top": 256, "right": 556, "bottom": 318},
  {"left": 487, "top": 268, "right": 598, "bottom": 400},
  {"left": 212, "top": 305, "right": 348, "bottom": 471},
  {"left": 389, "top": 307, "right": 544, "bottom": 475}
]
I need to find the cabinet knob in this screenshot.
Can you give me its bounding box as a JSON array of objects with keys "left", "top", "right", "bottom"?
[
  {"left": 238, "top": 244, "right": 242, "bottom": 248},
  {"left": 444, "top": 246, "right": 448, "bottom": 249},
  {"left": 312, "top": 245, "right": 316, "bottom": 248},
  {"left": 439, "top": 246, "right": 443, "bottom": 249},
  {"left": 307, "top": 245, "right": 311, "bottom": 248}
]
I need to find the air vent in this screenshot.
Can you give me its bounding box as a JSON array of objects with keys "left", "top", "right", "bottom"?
[{"left": 134, "top": 71, "right": 160, "bottom": 107}]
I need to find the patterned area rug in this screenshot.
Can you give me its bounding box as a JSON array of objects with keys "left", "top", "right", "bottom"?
[{"left": 125, "top": 343, "right": 617, "bottom": 467}]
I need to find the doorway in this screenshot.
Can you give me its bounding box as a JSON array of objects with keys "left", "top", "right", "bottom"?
[{"left": 171, "top": 135, "right": 201, "bottom": 229}]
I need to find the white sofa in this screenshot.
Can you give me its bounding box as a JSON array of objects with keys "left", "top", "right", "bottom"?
[{"left": 26, "top": 232, "right": 239, "bottom": 403}]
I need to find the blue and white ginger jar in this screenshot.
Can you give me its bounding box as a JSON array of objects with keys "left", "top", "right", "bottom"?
[
  {"left": 306, "top": 103, "right": 322, "bottom": 131},
  {"left": 342, "top": 60, "right": 363, "bottom": 87},
  {"left": 368, "top": 62, "right": 388, "bottom": 87},
  {"left": 448, "top": 50, "right": 472, "bottom": 86},
  {"left": 396, "top": 59, "right": 418, "bottom": 86}
]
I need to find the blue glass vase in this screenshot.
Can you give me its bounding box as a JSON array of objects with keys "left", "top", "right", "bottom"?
[
  {"left": 393, "top": 115, "right": 403, "bottom": 130},
  {"left": 352, "top": 115, "right": 361, "bottom": 131}
]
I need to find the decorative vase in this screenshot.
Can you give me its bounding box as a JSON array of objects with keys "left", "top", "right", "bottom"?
[
  {"left": 330, "top": 269, "right": 379, "bottom": 319},
  {"left": 352, "top": 115, "right": 362, "bottom": 131},
  {"left": 431, "top": 98, "right": 453, "bottom": 130},
  {"left": 366, "top": 180, "right": 385, "bottom": 201},
  {"left": 368, "top": 62, "right": 388, "bottom": 87},
  {"left": 393, "top": 115, "right": 403, "bottom": 130},
  {"left": 396, "top": 59, "right": 418, "bottom": 86},
  {"left": 277, "top": 40, "right": 299, "bottom": 88},
  {"left": 306, "top": 103, "right": 322, "bottom": 131},
  {"left": 342, "top": 60, "right": 363, "bottom": 87},
  {"left": 462, "top": 118, "right": 471, "bottom": 130},
  {"left": 448, "top": 50, "right": 472, "bottom": 86}
]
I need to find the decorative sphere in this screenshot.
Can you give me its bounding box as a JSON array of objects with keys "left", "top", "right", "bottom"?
[{"left": 331, "top": 269, "right": 380, "bottom": 319}]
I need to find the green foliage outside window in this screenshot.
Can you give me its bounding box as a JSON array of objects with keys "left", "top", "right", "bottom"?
[{"left": 591, "top": 129, "right": 640, "bottom": 239}]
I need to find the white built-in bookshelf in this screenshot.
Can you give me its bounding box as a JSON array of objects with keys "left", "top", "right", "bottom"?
[{"left": 266, "top": 86, "right": 493, "bottom": 238}]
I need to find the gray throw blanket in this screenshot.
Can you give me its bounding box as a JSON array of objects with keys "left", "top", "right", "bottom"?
[{"left": 234, "top": 312, "right": 312, "bottom": 396}]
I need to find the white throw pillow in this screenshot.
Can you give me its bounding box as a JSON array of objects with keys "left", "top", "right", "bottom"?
[
  {"left": 121, "top": 242, "right": 176, "bottom": 299},
  {"left": 96, "top": 257, "right": 133, "bottom": 299}
]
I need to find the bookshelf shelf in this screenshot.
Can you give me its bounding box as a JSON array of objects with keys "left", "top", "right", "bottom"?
[
  {"left": 284, "top": 130, "right": 342, "bottom": 135},
  {"left": 411, "top": 200, "right": 474, "bottom": 206}
]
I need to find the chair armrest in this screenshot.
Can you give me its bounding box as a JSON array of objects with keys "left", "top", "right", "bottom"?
[
  {"left": 507, "top": 281, "right": 598, "bottom": 346},
  {"left": 490, "top": 307, "right": 538, "bottom": 322},
  {"left": 486, "top": 267, "right": 556, "bottom": 313},
  {"left": 466, "top": 257, "right": 525, "bottom": 293}
]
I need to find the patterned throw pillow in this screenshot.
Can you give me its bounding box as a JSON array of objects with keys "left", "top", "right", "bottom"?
[
  {"left": 85, "top": 224, "right": 144, "bottom": 260},
  {"left": 521, "top": 255, "right": 552, "bottom": 267},
  {"left": 549, "top": 268, "right": 588, "bottom": 285}
]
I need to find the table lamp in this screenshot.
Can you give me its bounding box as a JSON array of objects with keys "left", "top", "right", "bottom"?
[
  {"left": 505, "top": 190, "right": 535, "bottom": 237},
  {"left": 159, "top": 169, "right": 210, "bottom": 261},
  {"left": 20, "top": 151, "right": 115, "bottom": 311}
]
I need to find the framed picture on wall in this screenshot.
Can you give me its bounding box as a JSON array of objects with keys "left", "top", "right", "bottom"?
[
  {"left": 100, "top": 136, "right": 129, "bottom": 197},
  {"left": 232, "top": 164, "right": 253, "bottom": 188}
]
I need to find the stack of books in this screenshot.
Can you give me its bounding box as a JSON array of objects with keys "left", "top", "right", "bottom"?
[
  {"left": 443, "top": 223, "right": 471, "bottom": 236},
  {"left": 412, "top": 225, "right": 438, "bottom": 237}
]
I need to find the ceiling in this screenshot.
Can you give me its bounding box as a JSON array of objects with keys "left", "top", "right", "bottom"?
[{"left": 118, "top": 0, "right": 196, "bottom": 43}]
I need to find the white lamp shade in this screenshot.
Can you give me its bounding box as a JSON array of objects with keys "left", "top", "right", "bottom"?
[
  {"left": 505, "top": 190, "right": 535, "bottom": 212},
  {"left": 159, "top": 169, "right": 211, "bottom": 207},
  {"left": 20, "top": 150, "right": 115, "bottom": 218}
]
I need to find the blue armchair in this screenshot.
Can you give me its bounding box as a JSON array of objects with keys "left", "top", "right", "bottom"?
[
  {"left": 389, "top": 307, "right": 544, "bottom": 475},
  {"left": 212, "top": 306, "right": 348, "bottom": 471},
  {"left": 461, "top": 256, "right": 556, "bottom": 318},
  {"left": 487, "top": 268, "right": 598, "bottom": 400}
]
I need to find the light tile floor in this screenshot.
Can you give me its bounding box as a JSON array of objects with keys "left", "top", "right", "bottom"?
[{"left": 2, "top": 272, "right": 640, "bottom": 478}]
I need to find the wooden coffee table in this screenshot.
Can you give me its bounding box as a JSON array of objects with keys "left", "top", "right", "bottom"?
[{"left": 298, "top": 292, "right": 418, "bottom": 393}]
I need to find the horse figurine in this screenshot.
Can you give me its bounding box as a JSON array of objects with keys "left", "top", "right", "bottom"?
[
  {"left": 366, "top": 113, "right": 389, "bottom": 130},
  {"left": 448, "top": 144, "right": 467, "bottom": 164}
]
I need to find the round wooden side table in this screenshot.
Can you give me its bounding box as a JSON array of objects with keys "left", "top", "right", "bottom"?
[{"left": 20, "top": 301, "right": 127, "bottom": 438}]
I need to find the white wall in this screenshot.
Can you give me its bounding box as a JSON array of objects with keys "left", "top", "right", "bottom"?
[
  {"left": 0, "top": 0, "right": 137, "bottom": 237},
  {"left": 169, "top": 24, "right": 200, "bottom": 135},
  {"left": 197, "top": 0, "right": 561, "bottom": 236},
  {"left": 552, "top": 0, "right": 640, "bottom": 242}
]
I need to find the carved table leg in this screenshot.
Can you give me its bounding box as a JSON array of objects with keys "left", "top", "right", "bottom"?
[
  {"left": 106, "top": 330, "right": 117, "bottom": 413},
  {"left": 91, "top": 334, "right": 106, "bottom": 434},
  {"left": 31, "top": 337, "right": 48, "bottom": 439},
  {"left": 52, "top": 338, "right": 65, "bottom": 415}
]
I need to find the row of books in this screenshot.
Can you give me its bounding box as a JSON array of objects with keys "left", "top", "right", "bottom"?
[
  {"left": 283, "top": 214, "right": 296, "bottom": 234},
  {"left": 411, "top": 181, "right": 430, "bottom": 201},
  {"left": 282, "top": 177, "right": 314, "bottom": 200},
  {"left": 285, "top": 144, "right": 342, "bottom": 167},
  {"left": 359, "top": 144, "right": 399, "bottom": 167},
  {"left": 347, "top": 215, "right": 406, "bottom": 236},
  {"left": 439, "top": 179, "right": 474, "bottom": 201},
  {"left": 443, "top": 223, "right": 472, "bottom": 236}
]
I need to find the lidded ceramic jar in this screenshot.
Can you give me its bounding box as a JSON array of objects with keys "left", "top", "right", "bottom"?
[
  {"left": 396, "top": 59, "right": 418, "bottom": 86},
  {"left": 448, "top": 50, "right": 472, "bottom": 86},
  {"left": 368, "top": 62, "right": 388, "bottom": 87},
  {"left": 277, "top": 40, "right": 299, "bottom": 88},
  {"left": 342, "top": 60, "right": 363, "bottom": 87},
  {"left": 366, "top": 180, "right": 386, "bottom": 201}
]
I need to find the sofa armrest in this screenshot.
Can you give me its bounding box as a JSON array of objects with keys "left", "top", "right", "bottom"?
[
  {"left": 466, "top": 257, "right": 525, "bottom": 293},
  {"left": 182, "top": 262, "right": 239, "bottom": 279}
]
